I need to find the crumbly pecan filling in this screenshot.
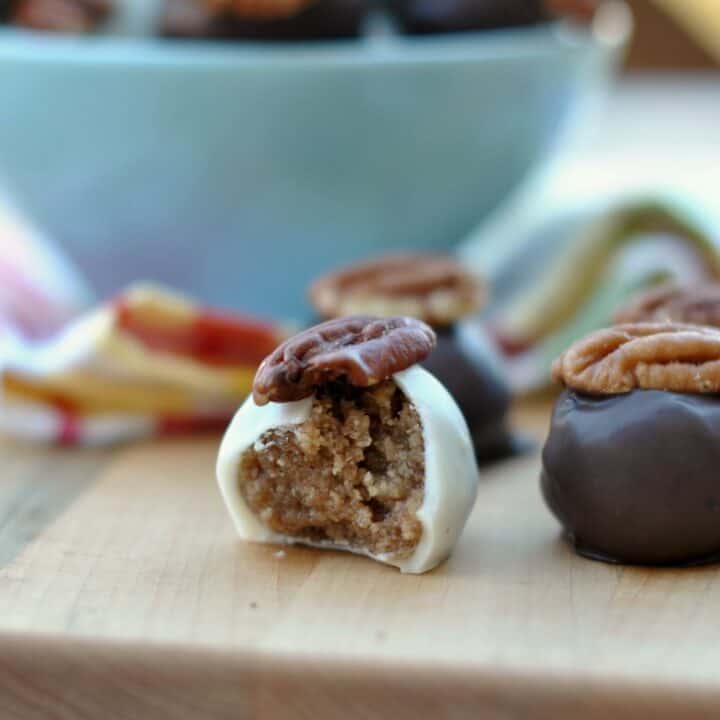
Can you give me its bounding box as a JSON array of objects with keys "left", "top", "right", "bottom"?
[{"left": 240, "top": 380, "right": 425, "bottom": 558}]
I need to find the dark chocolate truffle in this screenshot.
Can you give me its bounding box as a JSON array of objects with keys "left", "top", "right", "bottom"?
[
  {"left": 308, "top": 253, "right": 514, "bottom": 463},
  {"left": 424, "top": 325, "right": 512, "bottom": 462},
  {"left": 389, "top": 0, "right": 548, "bottom": 35},
  {"left": 542, "top": 389, "right": 720, "bottom": 566}
]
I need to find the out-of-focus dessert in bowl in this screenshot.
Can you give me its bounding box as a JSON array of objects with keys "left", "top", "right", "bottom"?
[
  {"left": 309, "top": 253, "right": 514, "bottom": 462},
  {"left": 389, "top": 0, "right": 549, "bottom": 35},
  {"left": 0, "top": 2, "right": 630, "bottom": 318},
  {"left": 6, "top": 0, "right": 110, "bottom": 32},
  {"left": 1, "top": 0, "right": 600, "bottom": 35},
  {"left": 161, "top": 0, "right": 369, "bottom": 40}
]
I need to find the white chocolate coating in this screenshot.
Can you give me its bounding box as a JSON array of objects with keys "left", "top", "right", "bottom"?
[{"left": 216, "top": 365, "right": 479, "bottom": 574}]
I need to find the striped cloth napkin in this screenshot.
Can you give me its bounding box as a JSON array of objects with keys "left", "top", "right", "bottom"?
[
  {"left": 471, "top": 195, "right": 720, "bottom": 394},
  {"left": 0, "top": 207, "right": 286, "bottom": 445},
  {"left": 0, "top": 202, "right": 91, "bottom": 344}
]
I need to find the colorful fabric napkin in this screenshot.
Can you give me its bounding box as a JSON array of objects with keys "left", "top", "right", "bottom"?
[
  {"left": 471, "top": 196, "right": 720, "bottom": 393},
  {"left": 1, "top": 282, "right": 286, "bottom": 446},
  {"left": 0, "top": 201, "right": 91, "bottom": 343}
]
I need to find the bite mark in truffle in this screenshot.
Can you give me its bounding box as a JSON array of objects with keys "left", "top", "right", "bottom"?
[{"left": 240, "top": 379, "right": 425, "bottom": 559}]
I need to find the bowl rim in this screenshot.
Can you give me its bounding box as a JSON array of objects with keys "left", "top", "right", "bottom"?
[{"left": 0, "top": 5, "right": 631, "bottom": 70}]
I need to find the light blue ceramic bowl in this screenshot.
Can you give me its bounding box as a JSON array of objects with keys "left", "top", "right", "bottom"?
[{"left": 0, "top": 9, "right": 629, "bottom": 320}]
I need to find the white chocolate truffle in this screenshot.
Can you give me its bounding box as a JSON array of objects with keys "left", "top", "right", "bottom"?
[{"left": 217, "top": 365, "right": 478, "bottom": 574}]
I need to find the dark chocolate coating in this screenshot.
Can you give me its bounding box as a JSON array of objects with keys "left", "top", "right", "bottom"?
[
  {"left": 542, "top": 389, "right": 720, "bottom": 566},
  {"left": 423, "top": 326, "right": 512, "bottom": 463},
  {"left": 162, "top": 0, "right": 368, "bottom": 40},
  {"left": 390, "top": 0, "right": 548, "bottom": 35}
]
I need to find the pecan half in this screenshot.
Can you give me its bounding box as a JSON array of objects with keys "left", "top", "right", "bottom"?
[
  {"left": 253, "top": 315, "right": 436, "bottom": 405},
  {"left": 552, "top": 323, "right": 720, "bottom": 395},
  {"left": 309, "top": 254, "right": 484, "bottom": 328},
  {"left": 614, "top": 284, "right": 720, "bottom": 328}
]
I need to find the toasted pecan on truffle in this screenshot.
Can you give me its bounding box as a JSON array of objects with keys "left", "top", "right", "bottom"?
[
  {"left": 309, "top": 254, "right": 484, "bottom": 327},
  {"left": 552, "top": 323, "right": 720, "bottom": 395},
  {"left": 253, "top": 315, "right": 436, "bottom": 405},
  {"left": 615, "top": 284, "right": 720, "bottom": 328}
]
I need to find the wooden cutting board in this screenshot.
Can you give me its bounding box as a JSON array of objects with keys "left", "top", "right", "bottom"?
[{"left": 1, "top": 399, "right": 720, "bottom": 719}]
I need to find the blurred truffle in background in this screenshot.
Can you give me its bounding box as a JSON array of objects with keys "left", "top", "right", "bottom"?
[
  {"left": 309, "top": 253, "right": 515, "bottom": 462},
  {"left": 354, "top": 0, "right": 597, "bottom": 36},
  {"left": 4, "top": 0, "right": 719, "bottom": 75},
  {"left": 161, "top": 0, "right": 369, "bottom": 40},
  {"left": 481, "top": 198, "right": 720, "bottom": 394},
  {"left": 2, "top": 0, "right": 604, "bottom": 36},
  {"left": 10, "top": 0, "right": 110, "bottom": 32},
  {"left": 388, "top": 0, "right": 550, "bottom": 35}
]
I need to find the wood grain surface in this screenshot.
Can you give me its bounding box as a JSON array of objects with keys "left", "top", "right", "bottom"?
[{"left": 1, "top": 399, "right": 720, "bottom": 718}]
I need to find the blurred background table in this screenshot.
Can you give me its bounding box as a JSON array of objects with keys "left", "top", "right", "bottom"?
[
  {"left": 546, "top": 71, "right": 719, "bottom": 201},
  {"left": 464, "top": 70, "right": 720, "bottom": 268}
]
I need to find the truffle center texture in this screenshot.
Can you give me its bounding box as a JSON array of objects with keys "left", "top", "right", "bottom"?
[{"left": 239, "top": 380, "right": 425, "bottom": 558}]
